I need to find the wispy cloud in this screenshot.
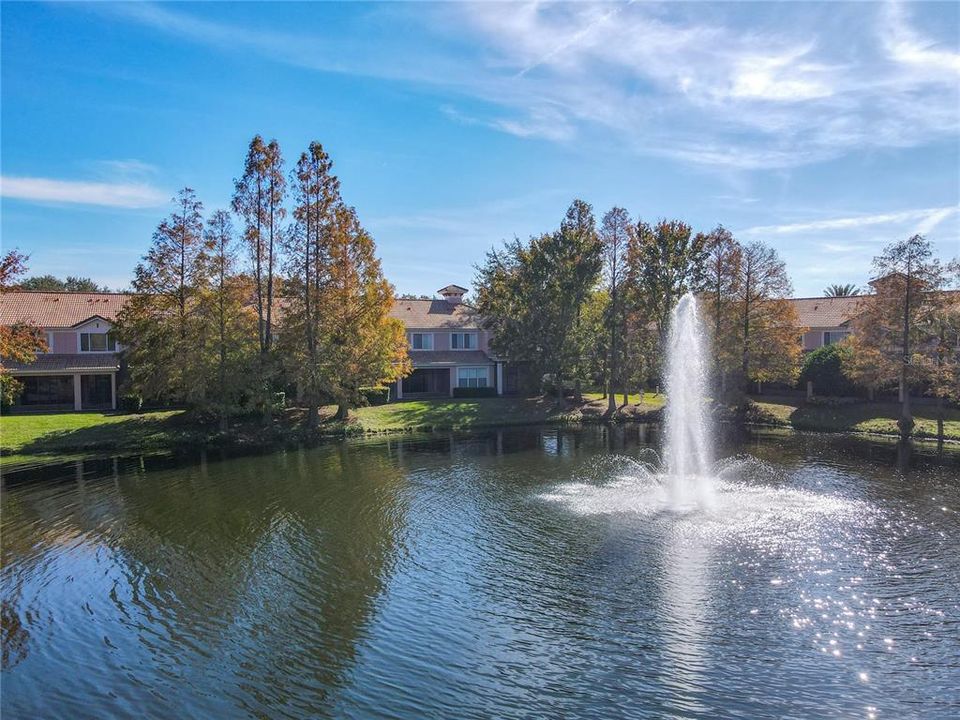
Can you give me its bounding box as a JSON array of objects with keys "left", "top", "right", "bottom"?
[
  {"left": 1, "top": 175, "right": 168, "bottom": 208},
  {"left": 880, "top": 1, "right": 960, "bottom": 75},
  {"left": 95, "top": 1, "right": 958, "bottom": 171},
  {"left": 741, "top": 206, "right": 959, "bottom": 236}
]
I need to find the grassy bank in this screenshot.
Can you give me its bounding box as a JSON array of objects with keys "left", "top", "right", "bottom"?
[
  {"left": 0, "top": 395, "right": 665, "bottom": 463},
  {"left": 749, "top": 396, "right": 960, "bottom": 441},
  {"left": 5, "top": 392, "right": 952, "bottom": 466},
  {"left": 349, "top": 394, "right": 664, "bottom": 433}
]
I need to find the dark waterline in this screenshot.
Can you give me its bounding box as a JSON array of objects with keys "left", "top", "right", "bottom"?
[{"left": 2, "top": 427, "right": 959, "bottom": 719}]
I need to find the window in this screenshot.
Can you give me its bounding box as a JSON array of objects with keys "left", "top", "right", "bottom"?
[
  {"left": 20, "top": 375, "right": 74, "bottom": 406},
  {"left": 451, "top": 332, "right": 477, "bottom": 350},
  {"left": 823, "top": 331, "right": 849, "bottom": 346},
  {"left": 80, "top": 332, "right": 117, "bottom": 352},
  {"left": 410, "top": 333, "right": 433, "bottom": 350},
  {"left": 457, "top": 367, "right": 488, "bottom": 388}
]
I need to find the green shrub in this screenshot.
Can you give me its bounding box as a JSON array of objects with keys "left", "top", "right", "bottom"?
[
  {"left": 540, "top": 374, "right": 586, "bottom": 397},
  {"left": 273, "top": 391, "right": 286, "bottom": 410},
  {"left": 120, "top": 393, "right": 143, "bottom": 413},
  {"left": 452, "top": 386, "right": 498, "bottom": 398},
  {"left": 0, "top": 374, "right": 23, "bottom": 410},
  {"left": 359, "top": 386, "right": 391, "bottom": 406},
  {"left": 799, "top": 343, "right": 857, "bottom": 397}
]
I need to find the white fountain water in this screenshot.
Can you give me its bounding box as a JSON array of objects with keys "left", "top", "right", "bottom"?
[{"left": 663, "top": 292, "right": 714, "bottom": 509}]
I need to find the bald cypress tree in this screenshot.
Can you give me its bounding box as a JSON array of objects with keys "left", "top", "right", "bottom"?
[
  {"left": 284, "top": 142, "right": 342, "bottom": 428},
  {"left": 118, "top": 188, "right": 207, "bottom": 404},
  {"left": 232, "top": 135, "right": 286, "bottom": 355},
  {"left": 315, "top": 205, "right": 410, "bottom": 421}
]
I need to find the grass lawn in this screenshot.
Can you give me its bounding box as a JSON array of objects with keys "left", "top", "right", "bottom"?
[
  {"left": 583, "top": 392, "right": 665, "bottom": 408},
  {"left": 348, "top": 394, "right": 666, "bottom": 433},
  {"left": 750, "top": 396, "right": 960, "bottom": 441},
  {"left": 1, "top": 410, "right": 186, "bottom": 459},
  {"left": 1, "top": 395, "right": 665, "bottom": 463}
]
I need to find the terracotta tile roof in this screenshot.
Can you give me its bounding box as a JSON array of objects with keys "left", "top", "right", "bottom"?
[
  {"left": 389, "top": 299, "right": 482, "bottom": 330},
  {"left": 408, "top": 350, "right": 493, "bottom": 366},
  {"left": 789, "top": 296, "right": 866, "bottom": 328},
  {"left": 0, "top": 291, "right": 130, "bottom": 328},
  {"left": 3, "top": 353, "right": 121, "bottom": 372}
]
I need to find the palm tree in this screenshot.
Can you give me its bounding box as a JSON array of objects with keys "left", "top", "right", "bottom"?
[{"left": 823, "top": 283, "right": 860, "bottom": 297}]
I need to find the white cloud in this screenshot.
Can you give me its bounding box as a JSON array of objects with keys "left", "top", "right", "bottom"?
[
  {"left": 98, "top": 1, "right": 959, "bottom": 171},
  {"left": 0, "top": 176, "right": 168, "bottom": 208},
  {"left": 880, "top": 1, "right": 960, "bottom": 75},
  {"left": 741, "top": 206, "right": 959, "bottom": 236}
]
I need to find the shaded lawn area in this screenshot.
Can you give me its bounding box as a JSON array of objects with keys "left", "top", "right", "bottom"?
[
  {"left": 348, "top": 396, "right": 575, "bottom": 432},
  {"left": 583, "top": 392, "right": 665, "bottom": 408},
  {"left": 345, "top": 394, "right": 665, "bottom": 432},
  {"left": 1, "top": 410, "right": 187, "bottom": 458},
  {"left": 750, "top": 396, "right": 960, "bottom": 441}
]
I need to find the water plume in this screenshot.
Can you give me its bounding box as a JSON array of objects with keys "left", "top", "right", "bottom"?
[{"left": 663, "top": 292, "right": 713, "bottom": 509}]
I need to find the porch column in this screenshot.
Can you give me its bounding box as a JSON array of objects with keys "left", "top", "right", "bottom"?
[
  {"left": 111, "top": 373, "right": 117, "bottom": 410},
  {"left": 449, "top": 368, "right": 456, "bottom": 397},
  {"left": 496, "top": 362, "right": 503, "bottom": 396},
  {"left": 396, "top": 377, "right": 403, "bottom": 400},
  {"left": 73, "top": 373, "right": 82, "bottom": 411}
]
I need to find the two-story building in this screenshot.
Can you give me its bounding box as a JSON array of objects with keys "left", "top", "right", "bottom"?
[
  {"left": 389, "top": 285, "right": 504, "bottom": 398},
  {"left": 0, "top": 292, "right": 128, "bottom": 411}
]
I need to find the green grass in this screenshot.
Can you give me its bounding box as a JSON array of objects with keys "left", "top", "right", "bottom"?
[
  {"left": 347, "top": 394, "right": 666, "bottom": 432},
  {"left": 1, "top": 410, "right": 186, "bottom": 458},
  {"left": 750, "top": 396, "right": 960, "bottom": 441},
  {"left": 348, "top": 397, "right": 576, "bottom": 432},
  {"left": 1, "top": 397, "right": 656, "bottom": 464},
  {"left": 583, "top": 392, "right": 665, "bottom": 407}
]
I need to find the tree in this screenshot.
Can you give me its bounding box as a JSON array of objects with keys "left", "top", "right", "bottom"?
[
  {"left": 577, "top": 289, "right": 610, "bottom": 399},
  {"left": 17, "top": 275, "right": 109, "bottom": 292},
  {"left": 198, "top": 210, "right": 259, "bottom": 428},
  {"left": 698, "top": 225, "right": 742, "bottom": 396},
  {"left": 475, "top": 200, "right": 602, "bottom": 404},
  {"left": 117, "top": 189, "right": 207, "bottom": 405},
  {"left": 824, "top": 283, "right": 860, "bottom": 297},
  {"left": 313, "top": 205, "right": 410, "bottom": 420},
  {"left": 851, "top": 235, "right": 946, "bottom": 439},
  {"left": 798, "top": 343, "right": 857, "bottom": 396},
  {"left": 284, "top": 142, "right": 342, "bottom": 428},
  {"left": 233, "top": 135, "right": 286, "bottom": 356},
  {"left": 915, "top": 272, "right": 960, "bottom": 441},
  {"left": 600, "top": 207, "right": 630, "bottom": 414},
  {"left": 626, "top": 219, "right": 709, "bottom": 346},
  {"left": 734, "top": 241, "right": 802, "bottom": 391},
  {"left": 0, "top": 251, "right": 47, "bottom": 407}
]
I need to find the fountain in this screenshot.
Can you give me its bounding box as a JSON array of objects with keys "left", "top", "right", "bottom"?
[{"left": 662, "top": 292, "right": 714, "bottom": 510}]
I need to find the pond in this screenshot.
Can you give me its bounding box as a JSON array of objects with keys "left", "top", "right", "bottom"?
[{"left": 2, "top": 427, "right": 959, "bottom": 719}]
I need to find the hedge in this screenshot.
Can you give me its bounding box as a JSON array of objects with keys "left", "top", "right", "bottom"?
[
  {"left": 452, "top": 386, "right": 498, "bottom": 398},
  {"left": 359, "top": 386, "right": 391, "bottom": 406}
]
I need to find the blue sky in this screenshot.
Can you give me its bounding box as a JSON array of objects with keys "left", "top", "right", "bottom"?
[{"left": 2, "top": 1, "right": 958, "bottom": 297}]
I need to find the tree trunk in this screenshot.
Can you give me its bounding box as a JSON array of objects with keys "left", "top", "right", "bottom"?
[
  {"left": 899, "top": 257, "right": 912, "bottom": 441},
  {"left": 574, "top": 378, "right": 582, "bottom": 405},
  {"left": 936, "top": 395, "right": 945, "bottom": 444},
  {"left": 335, "top": 402, "right": 349, "bottom": 421},
  {"left": 307, "top": 402, "right": 319, "bottom": 430},
  {"left": 623, "top": 387, "right": 628, "bottom": 407},
  {"left": 897, "top": 368, "right": 913, "bottom": 440}
]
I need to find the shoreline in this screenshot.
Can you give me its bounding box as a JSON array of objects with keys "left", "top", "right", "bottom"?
[{"left": 2, "top": 395, "right": 958, "bottom": 468}]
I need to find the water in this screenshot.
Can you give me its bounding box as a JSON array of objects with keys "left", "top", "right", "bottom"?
[
  {"left": 2, "top": 428, "right": 959, "bottom": 719},
  {"left": 663, "top": 292, "right": 713, "bottom": 509}
]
